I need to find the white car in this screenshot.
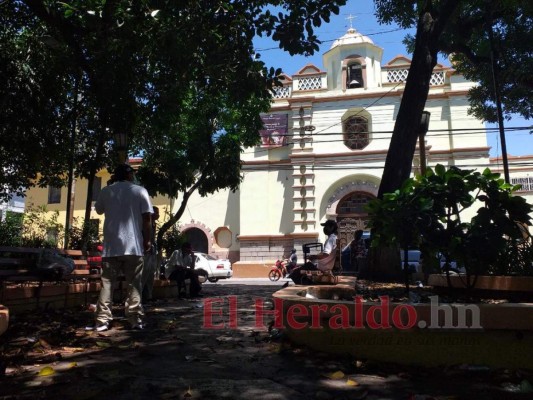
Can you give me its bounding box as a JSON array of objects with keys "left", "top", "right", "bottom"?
[{"left": 194, "top": 252, "right": 233, "bottom": 283}]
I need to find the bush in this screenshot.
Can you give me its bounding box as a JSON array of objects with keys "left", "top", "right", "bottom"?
[
  {"left": 67, "top": 218, "right": 101, "bottom": 251},
  {"left": 21, "top": 204, "right": 63, "bottom": 248},
  {"left": 368, "top": 165, "right": 533, "bottom": 287},
  {"left": 159, "top": 225, "right": 184, "bottom": 258},
  {"left": 0, "top": 212, "right": 24, "bottom": 246}
]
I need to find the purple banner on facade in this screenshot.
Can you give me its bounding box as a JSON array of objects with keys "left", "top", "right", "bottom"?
[{"left": 259, "top": 114, "right": 288, "bottom": 147}]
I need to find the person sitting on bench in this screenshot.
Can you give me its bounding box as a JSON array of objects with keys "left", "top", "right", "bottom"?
[
  {"left": 164, "top": 242, "right": 202, "bottom": 298},
  {"left": 290, "top": 219, "right": 338, "bottom": 284}
]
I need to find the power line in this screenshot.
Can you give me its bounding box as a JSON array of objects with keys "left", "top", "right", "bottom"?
[
  {"left": 255, "top": 28, "right": 406, "bottom": 52},
  {"left": 242, "top": 126, "right": 532, "bottom": 156},
  {"left": 241, "top": 161, "right": 533, "bottom": 173}
]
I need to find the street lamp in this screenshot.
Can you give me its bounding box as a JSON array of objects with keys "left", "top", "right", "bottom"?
[
  {"left": 419, "top": 111, "right": 431, "bottom": 175},
  {"left": 113, "top": 132, "right": 128, "bottom": 163}
]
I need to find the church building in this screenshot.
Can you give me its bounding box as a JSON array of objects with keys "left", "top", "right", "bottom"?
[
  {"left": 26, "top": 26, "right": 531, "bottom": 277},
  {"left": 179, "top": 26, "right": 491, "bottom": 274}
]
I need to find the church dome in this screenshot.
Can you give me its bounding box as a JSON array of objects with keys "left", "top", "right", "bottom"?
[{"left": 330, "top": 27, "right": 374, "bottom": 49}]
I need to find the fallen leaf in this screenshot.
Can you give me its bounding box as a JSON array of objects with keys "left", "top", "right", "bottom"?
[
  {"left": 38, "top": 366, "right": 55, "bottom": 376},
  {"left": 61, "top": 346, "right": 85, "bottom": 353},
  {"left": 327, "top": 370, "right": 345, "bottom": 380},
  {"left": 68, "top": 362, "right": 78, "bottom": 369},
  {"left": 95, "top": 341, "right": 111, "bottom": 348},
  {"left": 346, "top": 378, "right": 359, "bottom": 386}
]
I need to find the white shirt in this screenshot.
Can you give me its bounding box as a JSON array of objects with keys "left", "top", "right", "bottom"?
[
  {"left": 95, "top": 181, "right": 153, "bottom": 257},
  {"left": 317, "top": 233, "right": 337, "bottom": 271},
  {"left": 165, "top": 249, "right": 194, "bottom": 279}
]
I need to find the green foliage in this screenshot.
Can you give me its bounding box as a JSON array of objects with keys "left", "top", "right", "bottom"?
[
  {"left": 67, "top": 218, "right": 101, "bottom": 251},
  {"left": 368, "top": 165, "right": 533, "bottom": 284},
  {"left": 0, "top": 3, "right": 109, "bottom": 200},
  {"left": 20, "top": 204, "right": 64, "bottom": 248},
  {"left": 0, "top": 212, "right": 24, "bottom": 246},
  {"left": 444, "top": 0, "right": 533, "bottom": 122},
  {"left": 2, "top": 0, "right": 346, "bottom": 239},
  {"left": 377, "top": 0, "right": 533, "bottom": 122},
  {"left": 375, "top": 0, "right": 532, "bottom": 203},
  {"left": 158, "top": 211, "right": 184, "bottom": 258}
]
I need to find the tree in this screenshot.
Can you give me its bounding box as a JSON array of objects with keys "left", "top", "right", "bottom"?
[
  {"left": 5, "top": 0, "right": 346, "bottom": 244},
  {"left": 366, "top": 178, "right": 435, "bottom": 289},
  {"left": 375, "top": 0, "right": 532, "bottom": 195},
  {"left": 0, "top": 3, "right": 75, "bottom": 199},
  {"left": 442, "top": 1, "right": 533, "bottom": 122},
  {"left": 368, "top": 165, "right": 532, "bottom": 291},
  {"left": 371, "top": 0, "right": 531, "bottom": 279}
]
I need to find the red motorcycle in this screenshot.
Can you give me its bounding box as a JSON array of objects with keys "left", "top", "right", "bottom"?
[{"left": 268, "top": 259, "right": 290, "bottom": 281}]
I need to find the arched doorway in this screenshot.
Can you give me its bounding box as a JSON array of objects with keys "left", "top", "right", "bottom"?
[
  {"left": 184, "top": 227, "right": 209, "bottom": 253},
  {"left": 336, "top": 192, "right": 375, "bottom": 251}
]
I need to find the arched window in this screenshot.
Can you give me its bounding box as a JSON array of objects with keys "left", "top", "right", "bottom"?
[
  {"left": 347, "top": 63, "right": 363, "bottom": 88},
  {"left": 343, "top": 116, "right": 369, "bottom": 150},
  {"left": 337, "top": 192, "right": 374, "bottom": 216}
]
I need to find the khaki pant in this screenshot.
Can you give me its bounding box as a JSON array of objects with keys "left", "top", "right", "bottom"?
[{"left": 96, "top": 255, "right": 144, "bottom": 326}]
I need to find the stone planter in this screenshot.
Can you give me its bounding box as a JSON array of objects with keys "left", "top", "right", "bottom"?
[{"left": 273, "top": 285, "right": 533, "bottom": 369}]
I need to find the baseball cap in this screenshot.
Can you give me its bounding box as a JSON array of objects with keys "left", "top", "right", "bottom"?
[
  {"left": 320, "top": 219, "right": 338, "bottom": 228},
  {"left": 113, "top": 163, "right": 134, "bottom": 181}
]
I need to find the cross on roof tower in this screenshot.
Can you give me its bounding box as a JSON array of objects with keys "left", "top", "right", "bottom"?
[{"left": 346, "top": 14, "right": 356, "bottom": 30}]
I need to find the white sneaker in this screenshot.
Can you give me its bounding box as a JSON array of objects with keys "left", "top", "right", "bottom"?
[
  {"left": 85, "top": 322, "right": 109, "bottom": 332},
  {"left": 131, "top": 323, "right": 144, "bottom": 330}
]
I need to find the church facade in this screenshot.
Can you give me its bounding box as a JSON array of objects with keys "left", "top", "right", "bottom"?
[{"left": 179, "top": 27, "right": 492, "bottom": 272}]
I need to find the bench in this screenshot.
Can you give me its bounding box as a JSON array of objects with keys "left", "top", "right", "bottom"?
[
  {"left": 301, "top": 242, "right": 341, "bottom": 285},
  {"left": 303, "top": 269, "right": 339, "bottom": 284},
  {"left": 0, "top": 246, "right": 101, "bottom": 307}
]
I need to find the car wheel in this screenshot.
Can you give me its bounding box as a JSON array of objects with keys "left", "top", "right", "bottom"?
[
  {"left": 269, "top": 270, "right": 281, "bottom": 282},
  {"left": 208, "top": 277, "right": 219, "bottom": 283},
  {"left": 196, "top": 269, "right": 208, "bottom": 284}
]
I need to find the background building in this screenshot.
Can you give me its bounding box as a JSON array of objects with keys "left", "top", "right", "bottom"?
[
  {"left": 180, "top": 26, "right": 494, "bottom": 275},
  {"left": 22, "top": 27, "right": 532, "bottom": 276}
]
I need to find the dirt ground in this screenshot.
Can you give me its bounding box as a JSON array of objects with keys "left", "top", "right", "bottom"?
[{"left": 1, "top": 281, "right": 532, "bottom": 400}]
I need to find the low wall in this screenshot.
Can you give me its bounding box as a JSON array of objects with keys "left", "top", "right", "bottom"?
[
  {"left": 1, "top": 279, "right": 179, "bottom": 314},
  {"left": 232, "top": 261, "right": 276, "bottom": 278},
  {"left": 273, "top": 285, "right": 533, "bottom": 369}
]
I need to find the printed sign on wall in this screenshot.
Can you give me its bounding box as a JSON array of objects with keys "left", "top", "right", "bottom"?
[{"left": 259, "top": 114, "right": 288, "bottom": 147}]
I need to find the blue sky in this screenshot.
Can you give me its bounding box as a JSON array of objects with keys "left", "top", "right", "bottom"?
[{"left": 254, "top": 0, "right": 532, "bottom": 158}]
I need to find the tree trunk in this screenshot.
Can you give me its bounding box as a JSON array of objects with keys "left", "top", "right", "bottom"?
[
  {"left": 82, "top": 126, "right": 107, "bottom": 253},
  {"left": 378, "top": 13, "right": 439, "bottom": 198},
  {"left": 372, "top": 1, "right": 461, "bottom": 280}
]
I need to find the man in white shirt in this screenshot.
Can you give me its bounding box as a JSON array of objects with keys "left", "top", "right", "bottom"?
[
  {"left": 86, "top": 163, "right": 153, "bottom": 332},
  {"left": 165, "top": 242, "right": 202, "bottom": 298},
  {"left": 289, "top": 219, "right": 338, "bottom": 284},
  {"left": 310, "top": 219, "right": 338, "bottom": 271}
]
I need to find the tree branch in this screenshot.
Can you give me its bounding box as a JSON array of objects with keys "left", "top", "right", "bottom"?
[{"left": 438, "top": 41, "right": 490, "bottom": 65}]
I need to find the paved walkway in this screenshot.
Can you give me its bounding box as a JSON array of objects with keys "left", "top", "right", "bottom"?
[{"left": 1, "top": 280, "right": 532, "bottom": 399}]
